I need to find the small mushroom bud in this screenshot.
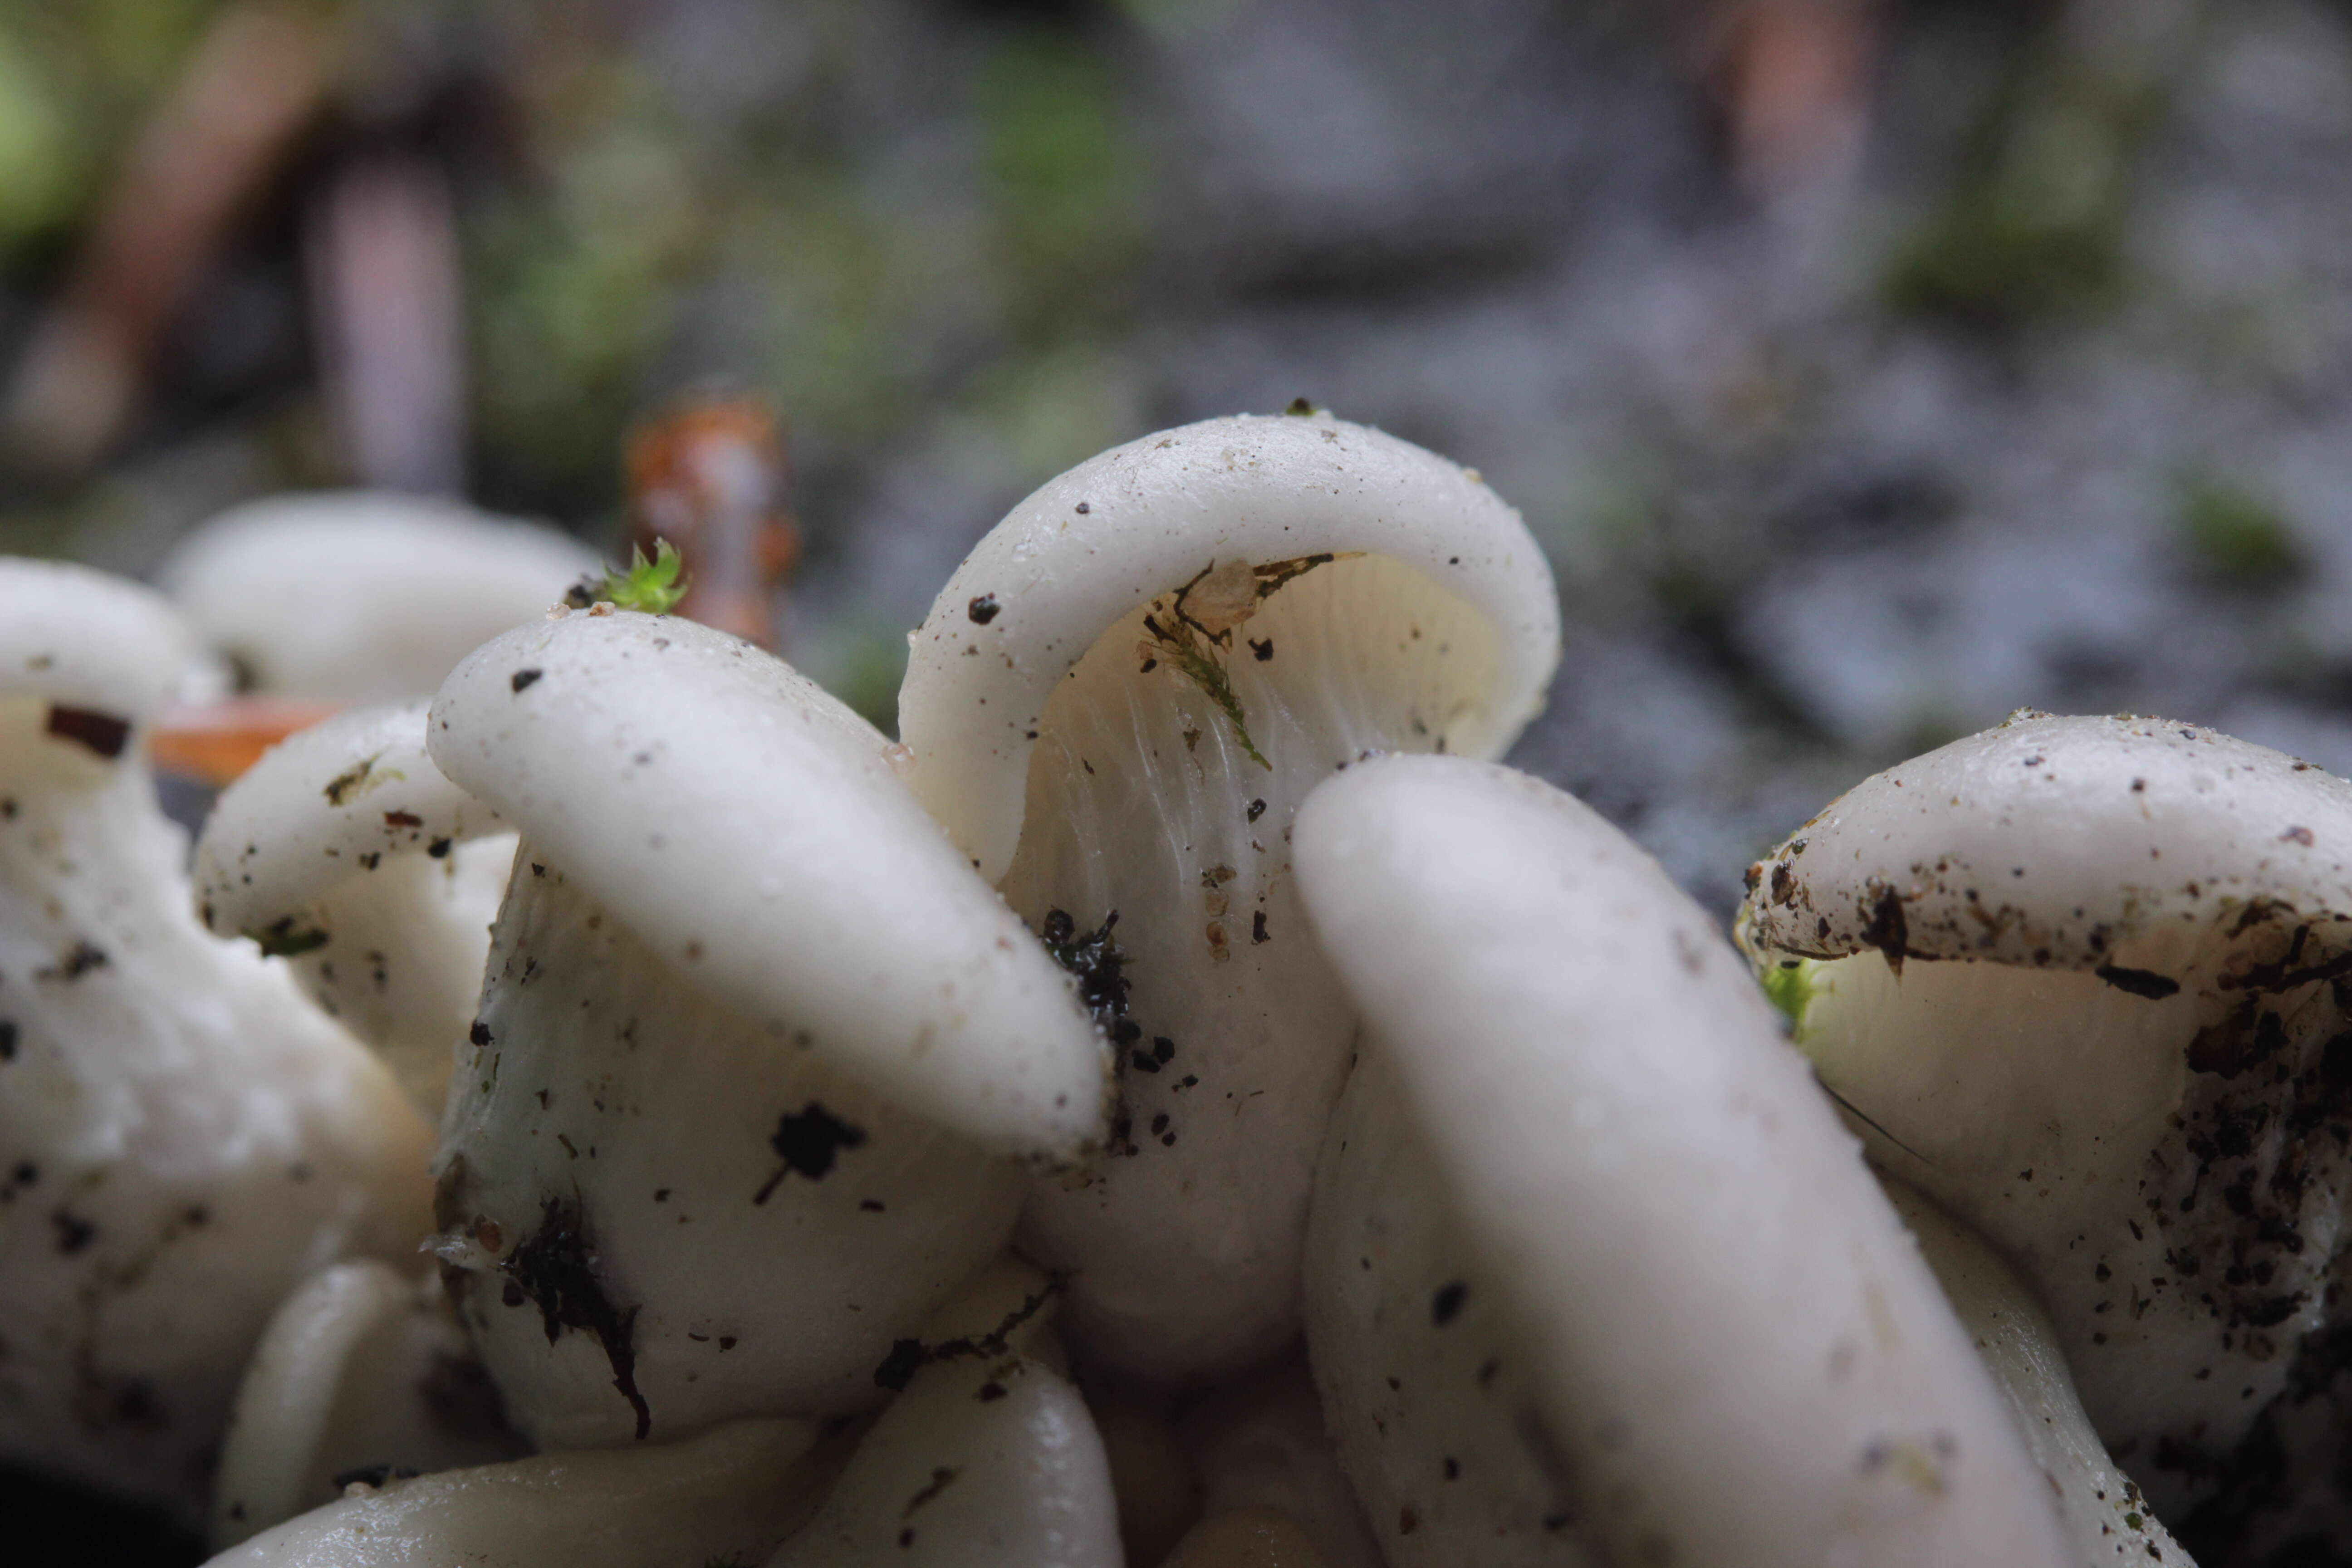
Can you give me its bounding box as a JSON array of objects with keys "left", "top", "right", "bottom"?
[
  {"left": 898, "top": 410, "right": 1559, "bottom": 1382},
  {"left": 1292, "top": 753, "right": 2073, "bottom": 1568},
  {"left": 1739, "top": 711, "right": 2352, "bottom": 1517},
  {"left": 157, "top": 491, "right": 601, "bottom": 701},
  {"left": 195, "top": 700, "right": 513, "bottom": 1110},
  {"left": 764, "top": 1260, "right": 1121, "bottom": 1568},
  {"left": 0, "top": 557, "right": 432, "bottom": 1523},
  {"left": 209, "top": 1260, "right": 525, "bottom": 1548},
  {"left": 205, "top": 1416, "right": 824, "bottom": 1568},
  {"left": 423, "top": 613, "right": 1107, "bottom": 1449}
]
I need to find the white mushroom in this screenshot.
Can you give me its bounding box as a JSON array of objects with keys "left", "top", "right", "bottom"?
[
  {"left": 898, "top": 409, "right": 1559, "bottom": 1381},
  {"left": 0, "top": 557, "right": 433, "bottom": 1522},
  {"left": 195, "top": 700, "right": 514, "bottom": 1109},
  {"left": 764, "top": 1259, "right": 1122, "bottom": 1568},
  {"left": 202, "top": 1416, "right": 824, "bottom": 1568},
  {"left": 1738, "top": 711, "right": 2352, "bottom": 1515},
  {"left": 210, "top": 1260, "right": 525, "bottom": 1548},
  {"left": 422, "top": 612, "right": 1107, "bottom": 1449},
  {"left": 157, "top": 491, "right": 600, "bottom": 701},
  {"left": 1290, "top": 753, "right": 2073, "bottom": 1567},
  {"left": 1886, "top": 1181, "right": 2194, "bottom": 1565}
]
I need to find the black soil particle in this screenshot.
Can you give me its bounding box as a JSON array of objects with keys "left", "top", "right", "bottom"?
[
  {"left": 1432, "top": 1281, "right": 1469, "bottom": 1326},
  {"left": 510, "top": 669, "right": 543, "bottom": 692},
  {"left": 1039, "top": 908, "right": 1133, "bottom": 1041},
  {"left": 2096, "top": 963, "right": 2181, "bottom": 1000},
  {"left": 44, "top": 706, "right": 129, "bottom": 759},
  {"left": 499, "top": 1196, "right": 649, "bottom": 1438},
  {"left": 872, "top": 1283, "right": 1060, "bottom": 1392},
  {"left": 754, "top": 1102, "right": 868, "bottom": 1204},
  {"left": 967, "top": 594, "right": 1000, "bottom": 625}
]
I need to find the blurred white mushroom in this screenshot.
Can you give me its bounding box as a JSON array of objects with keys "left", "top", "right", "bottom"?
[
  {"left": 195, "top": 700, "right": 513, "bottom": 1109},
  {"left": 209, "top": 1259, "right": 525, "bottom": 1548},
  {"left": 1290, "top": 753, "right": 2072, "bottom": 1567},
  {"left": 421, "top": 612, "right": 1107, "bottom": 1448},
  {"left": 157, "top": 492, "right": 599, "bottom": 702},
  {"left": 764, "top": 1258, "right": 1121, "bottom": 1568},
  {"left": 898, "top": 409, "right": 1559, "bottom": 1382},
  {"left": 1886, "top": 1181, "right": 2194, "bottom": 1565},
  {"left": 0, "top": 557, "right": 432, "bottom": 1522},
  {"left": 1739, "top": 711, "right": 2352, "bottom": 1516},
  {"left": 203, "top": 1415, "right": 824, "bottom": 1568}
]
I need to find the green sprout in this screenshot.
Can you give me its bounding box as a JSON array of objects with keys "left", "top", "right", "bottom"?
[
  {"left": 601, "top": 539, "right": 690, "bottom": 614},
  {"left": 1761, "top": 958, "right": 1818, "bottom": 1040}
]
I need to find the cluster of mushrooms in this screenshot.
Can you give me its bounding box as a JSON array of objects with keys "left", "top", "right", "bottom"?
[{"left": 5, "top": 411, "right": 2351, "bottom": 1567}]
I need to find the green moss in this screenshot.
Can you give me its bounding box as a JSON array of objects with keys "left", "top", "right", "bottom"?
[
  {"left": 602, "top": 539, "right": 688, "bottom": 614},
  {"left": 2178, "top": 476, "right": 2302, "bottom": 591},
  {"left": 245, "top": 916, "right": 328, "bottom": 959}
]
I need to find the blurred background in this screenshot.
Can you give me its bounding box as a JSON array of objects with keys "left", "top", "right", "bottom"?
[{"left": 2, "top": 0, "right": 2350, "bottom": 916}]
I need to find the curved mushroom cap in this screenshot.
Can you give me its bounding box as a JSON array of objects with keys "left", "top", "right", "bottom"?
[
  {"left": 211, "top": 1261, "right": 524, "bottom": 1549},
  {"left": 899, "top": 410, "right": 1560, "bottom": 883},
  {"left": 206, "top": 1416, "right": 823, "bottom": 1568},
  {"left": 157, "top": 492, "right": 599, "bottom": 702},
  {"left": 2, "top": 555, "right": 194, "bottom": 734},
  {"left": 900, "top": 412, "right": 1559, "bottom": 1382},
  {"left": 195, "top": 701, "right": 512, "bottom": 1107},
  {"left": 1740, "top": 710, "right": 2352, "bottom": 973},
  {"left": 1291, "top": 755, "right": 2072, "bottom": 1568},
  {"left": 1303, "top": 1048, "right": 1592, "bottom": 1568},
  {"left": 1738, "top": 713, "right": 2352, "bottom": 1510},
  {"left": 429, "top": 612, "right": 1107, "bottom": 1158},
  {"left": 763, "top": 1265, "right": 1118, "bottom": 1568},
  {"left": 1885, "top": 1183, "right": 2192, "bottom": 1566}
]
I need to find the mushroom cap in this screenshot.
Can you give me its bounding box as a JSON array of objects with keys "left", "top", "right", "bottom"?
[
  {"left": 196, "top": 699, "right": 508, "bottom": 936},
  {"left": 898, "top": 411, "right": 1560, "bottom": 882},
  {"left": 1, "top": 555, "right": 194, "bottom": 729},
  {"left": 1291, "top": 755, "right": 2071, "bottom": 1568},
  {"left": 1740, "top": 710, "right": 2352, "bottom": 972},
  {"left": 428, "top": 612, "right": 1107, "bottom": 1159},
  {"left": 157, "top": 491, "right": 599, "bottom": 702},
  {"left": 763, "top": 1349, "right": 1119, "bottom": 1568},
  {"left": 206, "top": 1417, "right": 824, "bottom": 1568}
]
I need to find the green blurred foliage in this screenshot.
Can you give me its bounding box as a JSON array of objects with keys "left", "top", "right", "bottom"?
[
  {"left": 0, "top": 0, "right": 227, "bottom": 252},
  {"left": 2176, "top": 474, "right": 2303, "bottom": 592}
]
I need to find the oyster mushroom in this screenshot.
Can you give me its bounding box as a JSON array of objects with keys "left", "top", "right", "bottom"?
[
  {"left": 157, "top": 491, "right": 599, "bottom": 702},
  {"left": 422, "top": 611, "right": 1106, "bottom": 1449},
  {"left": 1886, "top": 1181, "right": 2193, "bottom": 1565},
  {"left": 1739, "top": 712, "right": 2352, "bottom": 1514},
  {"left": 764, "top": 1259, "right": 1122, "bottom": 1568},
  {"left": 1290, "top": 753, "right": 2072, "bottom": 1567},
  {"left": 195, "top": 700, "right": 514, "bottom": 1109},
  {"left": 205, "top": 1416, "right": 824, "bottom": 1568},
  {"left": 0, "top": 557, "right": 433, "bottom": 1521},
  {"left": 898, "top": 409, "right": 1558, "bottom": 1381},
  {"left": 209, "top": 1259, "right": 525, "bottom": 1548}
]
